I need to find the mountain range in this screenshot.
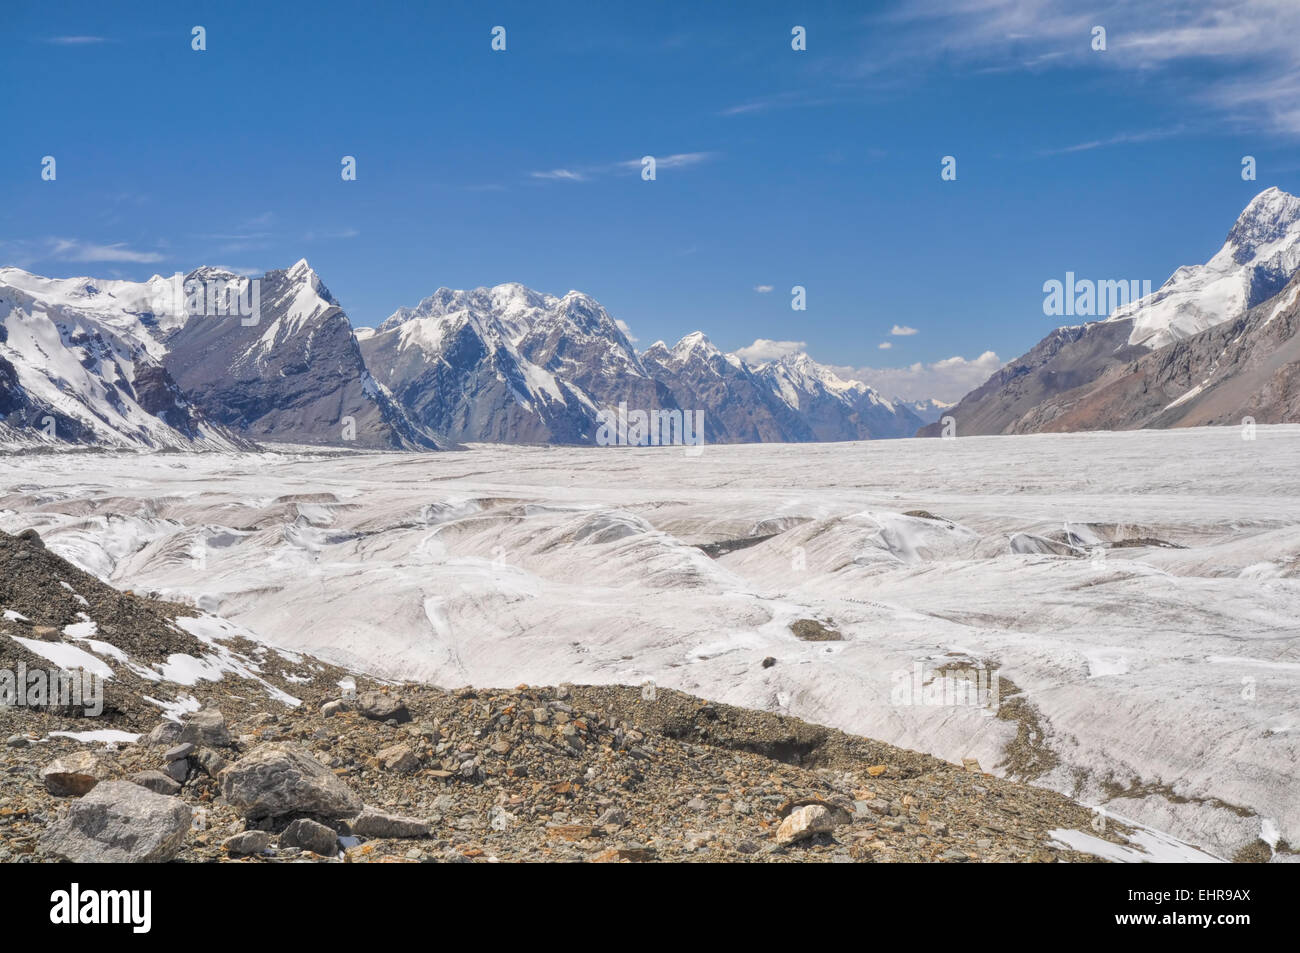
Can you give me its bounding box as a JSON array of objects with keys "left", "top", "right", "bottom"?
[
  {"left": 0, "top": 263, "right": 937, "bottom": 451},
  {"left": 921, "top": 186, "right": 1300, "bottom": 436},
  {"left": 5, "top": 186, "right": 1297, "bottom": 452}
]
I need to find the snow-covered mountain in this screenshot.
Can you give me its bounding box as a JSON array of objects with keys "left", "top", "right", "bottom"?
[
  {"left": 0, "top": 262, "right": 439, "bottom": 451},
  {"left": 1110, "top": 186, "right": 1300, "bottom": 349},
  {"left": 0, "top": 267, "right": 248, "bottom": 451},
  {"left": 357, "top": 283, "right": 663, "bottom": 444},
  {"left": 162, "top": 260, "right": 438, "bottom": 450},
  {"left": 638, "top": 333, "right": 807, "bottom": 443},
  {"left": 1012, "top": 268, "right": 1300, "bottom": 432},
  {"left": 924, "top": 187, "right": 1300, "bottom": 436},
  {"left": 896, "top": 397, "right": 953, "bottom": 426},
  {"left": 752, "top": 351, "right": 926, "bottom": 440},
  {"left": 1, "top": 264, "right": 937, "bottom": 450},
  {"left": 363, "top": 286, "right": 930, "bottom": 445}
]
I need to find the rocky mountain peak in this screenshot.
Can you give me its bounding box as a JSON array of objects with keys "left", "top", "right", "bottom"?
[{"left": 1225, "top": 186, "right": 1300, "bottom": 265}]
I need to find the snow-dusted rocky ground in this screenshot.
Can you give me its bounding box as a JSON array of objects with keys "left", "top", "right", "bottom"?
[{"left": 2, "top": 426, "right": 1297, "bottom": 861}]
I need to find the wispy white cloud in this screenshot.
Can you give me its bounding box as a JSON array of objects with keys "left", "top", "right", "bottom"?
[
  {"left": 754, "top": 284, "right": 774, "bottom": 294},
  {"left": 304, "top": 227, "right": 359, "bottom": 241},
  {"left": 531, "top": 153, "right": 719, "bottom": 183},
  {"left": 718, "top": 91, "right": 840, "bottom": 117},
  {"left": 890, "top": 324, "right": 919, "bottom": 336},
  {"left": 45, "top": 36, "right": 108, "bottom": 45},
  {"left": 1038, "top": 126, "right": 1185, "bottom": 155},
  {"left": 49, "top": 238, "right": 164, "bottom": 264},
  {"left": 878, "top": 341, "right": 893, "bottom": 349},
  {"left": 531, "top": 169, "right": 587, "bottom": 182},
  {"left": 862, "top": 0, "right": 1300, "bottom": 135},
  {"left": 613, "top": 152, "right": 718, "bottom": 171}
]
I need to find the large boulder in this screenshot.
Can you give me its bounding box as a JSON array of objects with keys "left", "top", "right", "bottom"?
[
  {"left": 40, "top": 781, "right": 191, "bottom": 863},
  {"left": 219, "top": 742, "right": 361, "bottom": 821}
]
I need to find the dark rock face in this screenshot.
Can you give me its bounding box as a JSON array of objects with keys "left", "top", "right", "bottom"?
[
  {"left": 1025, "top": 273, "right": 1300, "bottom": 432},
  {"left": 918, "top": 319, "right": 1146, "bottom": 436},
  {"left": 928, "top": 275, "right": 1300, "bottom": 436},
  {"left": 924, "top": 187, "right": 1300, "bottom": 437},
  {"left": 162, "top": 261, "right": 439, "bottom": 450}
]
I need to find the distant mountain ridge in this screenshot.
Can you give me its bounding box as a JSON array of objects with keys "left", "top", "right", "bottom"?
[
  {"left": 0, "top": 263, "right": 941, "bottom": 451},
  {"left": 360, "top": 285, "right": 931, "bottom": 445}
]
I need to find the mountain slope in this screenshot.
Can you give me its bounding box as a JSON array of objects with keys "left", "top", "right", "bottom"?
[
  {"left": 1014, "top": 271, "right": 1300, "bottom": 432},
  {"left": 162, "top": 261, "right": 440, "bottom": 450},
  {"left": 640, "top": 334, "right": 809, "bottom": 443},
  {"left": 924, "top": 187, "right": 1300, "bottom": 437},
  {"left": 0, "top": 268, "right": 248, "bottom": 451},
  {"left": 358, "top": 284, "right": 608, "bottom": 444},
  {"left": 1111, "top": 187, "right": 1300, "bottom": 349},
  {"left": 753, "top": 352, "right": 925, "bottom": 440}
]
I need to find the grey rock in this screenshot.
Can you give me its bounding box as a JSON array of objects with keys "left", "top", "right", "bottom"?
[
  {"left": 775, "top": 804, "right": 851, "bottom": 845},
  {"left": 595, "top": 807, "right": 627, "bottom": 828},
  {"left": 280, "top": 818, "right": 339, "bottom": 856},
  {"left": 163, "top": 758, "right": 190, "bottom": 783},
  {"left": 40, "top": 781, "right": 190, "bottom": 863},
  {"left": 356, "top": 691, "right": 409, "bottom": 723},
  {"left": 164, "top": 742, "right": 195, "bottom": 762},
  {"left": 194, "top": 748, "right": 228, "bottom": 777},
  {"left": 144, "top": 721, "right": 183, "bottom": 747},
  {"left": 351, "top": 807, "right": 431, "bottom": 839},
  {"left": 223, "top": 830, "right": 272, "bottom": 857},
  {"left": 128, "top": 770, "right": 182, "bottom": 796},
  {"left": 41, "top": 751, "right": 108, "bottom": 797},
  {"left": 179, "top": 708, "right": 231, "bottom": 748},
  {"left": 219, "top": 742, "right": 362, "bottom": 821}
]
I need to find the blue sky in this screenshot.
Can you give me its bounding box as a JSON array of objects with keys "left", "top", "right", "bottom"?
[{"left": 3, "top": 0, "right": 1298, "bottom": 399}]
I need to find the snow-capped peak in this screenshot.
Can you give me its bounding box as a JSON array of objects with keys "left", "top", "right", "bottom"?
[
  {"left": 1109, "top": 187, "right": 1300, "bottom": 349},
  {"left": 1224, "top": 186, "right": 1300, "bottom": 262},
  {"left": 754, "top": 351, "right": 896, "bottom": 411},
  {"left": 670, "top": 330, "right": 717, "bottom": 359}
]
